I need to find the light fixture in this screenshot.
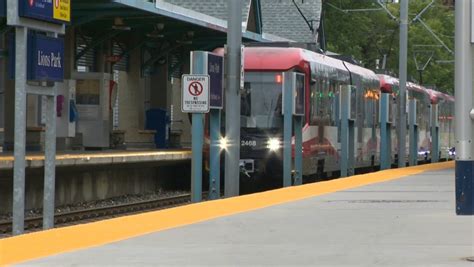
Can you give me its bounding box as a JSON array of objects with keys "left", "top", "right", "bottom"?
[
  {"left": 156, "top": 23, "right": 165, "bottom": 31},
  {"left": 112, "top": 17, "right": 131, "bottom": 31},
  {"left": 267, "top": 138, "right": 281, "bottom": 152},
  {"left": 219, "top": 137, "right": 228, "bottom": 150}
]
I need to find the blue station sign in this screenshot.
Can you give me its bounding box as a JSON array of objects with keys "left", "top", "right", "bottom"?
[
  {"left": 19, "top": 0, "right": 70, "bottom": 24},
  {"left": 28, "top": 34, "right": 64, "bottom": 82},
  {"left": 207, "top": 53, "right": 224, "bottom": 109},
  {"left": 10, "top": 33, "right": 65, "bottom": 82},
  {"left": 0, "top": 0, "right": 5, "bottom": 17}
]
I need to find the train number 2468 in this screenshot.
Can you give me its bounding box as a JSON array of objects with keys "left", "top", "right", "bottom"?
[{"left": 241, "top": 140, "right": 257, "bottom": 147}]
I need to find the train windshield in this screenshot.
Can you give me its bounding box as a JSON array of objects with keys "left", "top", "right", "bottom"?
[{"left": 241, "top": 72, "right": 283, "bottom": 129}]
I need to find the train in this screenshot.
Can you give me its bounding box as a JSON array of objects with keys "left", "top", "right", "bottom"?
[{"left": 204, "top": 45, "right": 455, "bottom": 189}]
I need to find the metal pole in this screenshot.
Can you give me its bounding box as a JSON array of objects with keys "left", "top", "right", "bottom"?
[
  {"left": 191, "top": 113, "right": 203, "bottom": 202},
  {"left": 209, "top": 109, "right": 221, "bottom": 199},
  {"left": 380, "top": 93, "right": 390, "bottom": 170},
  {"left": 455, "top": 0, "right": 474, "bottom": 215},
  {"left": 340, "top": 85, "right": 350, "bottom": 177},
  {"left": 224, "top": 0, "right": 242, "bottom": 197},
  {"left": 398, "top": 0, "right": 408, "bottom": 168},
  {"left": 408, "top": 99, "right": 417, "bottom": 166},
  {"left": 283, "top": 72, "right": 293, "bottom": 187},
  {"left": 294, "top": 116, "right": 303, "bottom": 186},
  {"left": 43, "top": 32, "right": 58, "bottom": 230},
  {"left": 190, "top": 52, "right": 205, "bottom": 203},
  {"left": 43, "top": 93, "right": 57, "bottom": 229},
  {"left": 431, "top": 104, "right": 439, "bottom": 163},
  {"left": 12, "top": 26, "right": 27, "bottom": 235}
]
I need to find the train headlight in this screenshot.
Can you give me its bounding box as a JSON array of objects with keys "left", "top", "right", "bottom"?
[
  {"left": 267, "top": 138, "right": 281, "bottom": 152},
  {"left": 219, "top": 137, "right": 228, "bottom": 150}
]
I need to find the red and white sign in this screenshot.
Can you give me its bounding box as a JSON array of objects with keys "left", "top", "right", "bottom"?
[{"left": 181, "top": 74, "right": 210, "bottom": 113}]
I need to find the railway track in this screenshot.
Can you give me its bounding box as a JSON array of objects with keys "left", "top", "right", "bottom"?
[{"left": 0, "top": 193, "right": 202, "bottom": 235}]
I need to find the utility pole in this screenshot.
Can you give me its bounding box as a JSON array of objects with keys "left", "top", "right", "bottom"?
[
  {"left": 398, "top": 0, "right": 408, "bottom": 167},
  {"left": 224, "top": 0, "right": 242, "bottom": 197},
  {"left": 454, "top": 0, "right": 474, "bottom": 216}
]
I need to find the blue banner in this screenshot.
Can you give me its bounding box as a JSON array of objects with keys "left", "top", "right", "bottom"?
[
  {"left": 19, "top": 0, "right": 70, "bottom": 24},
  {"left": 28, "top": 34, "right": 64, "bottom": 82},
  {"left": 207, "top": 53, "right": 223, "bottom": 109},
  {"left": 0, "top": 0, "right": 5, "bottom": 17}
]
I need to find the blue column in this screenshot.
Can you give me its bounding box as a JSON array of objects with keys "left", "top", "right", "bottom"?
[
  {"left": 190, "top": 52, "right": 205, "bottom": 202},
  {"left": 209, "top": 109, "right": 221, "bottom": 200},
  {"left": 294, "top": 116, "right": 303, "bottom": 185},
  {"left": 348, "top": 120, "right": 355, "bottom": 176},
  {"left": 340, "top": 86, "right": 350, "bottom": 177},
  {"left": 456, "top": 161, "right": 474, "bottom": 215},
  {"left": 283, "top": 73, "right": 293, "bottom": 187},
  {"left": 191, "top": 113, "right": 203, "bottom": 202},
  {"left": 380, "top": 93, "right": 391, "bottom": 170}
]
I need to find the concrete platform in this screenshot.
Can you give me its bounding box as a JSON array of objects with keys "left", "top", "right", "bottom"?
[
  {"left": 2, "top": 162, "right": 473, "bottom": 266},
  {"left": 0, "top": 149, "right": 191, "bottom": 170}
]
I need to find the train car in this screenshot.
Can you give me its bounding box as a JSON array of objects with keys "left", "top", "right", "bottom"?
[
  {"left": 378, "top": 74, "right": 433, "bottom": 163},
  {"left": 231, "top": 46, "right": 380, "bottom": 186},
  {"left": 378, "top": 74, "right": 454, "bottom": 164},
  {"left": 203, "top": 46, "right": 454, "bottom": 191}
]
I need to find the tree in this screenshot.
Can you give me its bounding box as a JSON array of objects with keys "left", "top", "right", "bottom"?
[{"left": 322, "top": 0, "right": 454, "bottom": 94}]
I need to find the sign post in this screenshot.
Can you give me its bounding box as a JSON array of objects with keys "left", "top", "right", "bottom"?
[
  {"left": 340, "top": 85, "right": 355, "bottom": 177},
  {"left": 380, "top": 93, "right": 392, "bottom": 170},
  {"left": 282, "top": 72, "right": 305, "bottom": 187},
  {"left": 7, "top": 0, "right": 67, "bottom": 235},
  {"left": 206, "top": 53, "right": 224, "bottom": 200},
  {"left": 187, "top": 51, "right": 223, "bottom": 201},
  {"left": 293, "top": 73, "right": 305, "bottom": 186},
  {"left": 184, "top": 52, "right": 210, "bottom": 203}
]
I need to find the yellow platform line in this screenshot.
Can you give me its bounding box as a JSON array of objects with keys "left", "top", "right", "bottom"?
[
  {"left": 0, "top": 150, "right": 192, "bottom": 162},
  {"left": 0, "top": 161, "right": 453, "bottom": 266}
]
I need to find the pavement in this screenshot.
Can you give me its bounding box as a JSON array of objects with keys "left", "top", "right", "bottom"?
[{"left": 1, "top": 162, "right": 472, "bottom": 266}]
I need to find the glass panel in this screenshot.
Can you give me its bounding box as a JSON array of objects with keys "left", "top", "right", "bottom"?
[{"left": 242, "top": 72, "right": 283, "bottom": 129}]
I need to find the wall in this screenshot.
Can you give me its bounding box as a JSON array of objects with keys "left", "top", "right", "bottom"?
[
  {"left": 116, "top": 34, "right": 152, "bottom": 147},
  {"left": 0, "top": 162, "right": 190, "bottom": 213}
]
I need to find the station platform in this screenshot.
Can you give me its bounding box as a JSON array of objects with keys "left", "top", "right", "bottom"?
[
  {"left": 0, "top": 149, "right": 191, "bottom": 170},
  {"left": 0, "top": 149, "right": 192, "bottom": 213},
  {"left": 1, "top": 161, "right": 472, "bottom": 266}
]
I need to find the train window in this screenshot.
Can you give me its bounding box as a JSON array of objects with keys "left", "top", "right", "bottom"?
[
  {"left": 241, "top": 72, "right": 283, "bottom": 129},
  {"left": 391, "top": 94, "right": 398, "bottom": 127},
  {"left": 351, "top": 86, "right": 358, "bottom": 120},
  {"left": 309, "top": 79, "right": 322, "bottom": 125},
  {"left": 241, "top": 82, "right": 251, "bottom": 117},
  {"left": 310, "top": 78, "right": 342, "bottom": 129}
]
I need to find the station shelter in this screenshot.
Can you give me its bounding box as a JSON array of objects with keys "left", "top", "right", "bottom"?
[{"left": 0, "top": 0, "right": 322, "bottom": 152}]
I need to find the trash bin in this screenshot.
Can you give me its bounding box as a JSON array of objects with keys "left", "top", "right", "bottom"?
[{"left": 146, "top": 108, "right": 170, "bottom": 148}]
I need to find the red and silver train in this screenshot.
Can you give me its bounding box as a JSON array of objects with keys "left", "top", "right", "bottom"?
[{"left": 205, "top": 46, "right": 454, "bottom": 187}]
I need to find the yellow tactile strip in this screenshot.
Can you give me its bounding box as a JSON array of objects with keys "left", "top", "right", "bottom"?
[
  {"left": 0, "top": 150, "right": 192, "bottom": 161},
  {"left": 0, "top": 161, "right": 453, "bottom": 266},
  {"left": 0, "top": 150, "right": 192, "bottom": 169}
]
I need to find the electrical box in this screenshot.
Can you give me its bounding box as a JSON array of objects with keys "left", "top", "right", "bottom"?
[{"left": 73, "top": 72, "right": 110, "bottom": 148}]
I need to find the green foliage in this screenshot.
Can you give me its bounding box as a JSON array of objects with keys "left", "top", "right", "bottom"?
[{"left": 323, "top": 0, "right": 454, "bottom": 94}]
